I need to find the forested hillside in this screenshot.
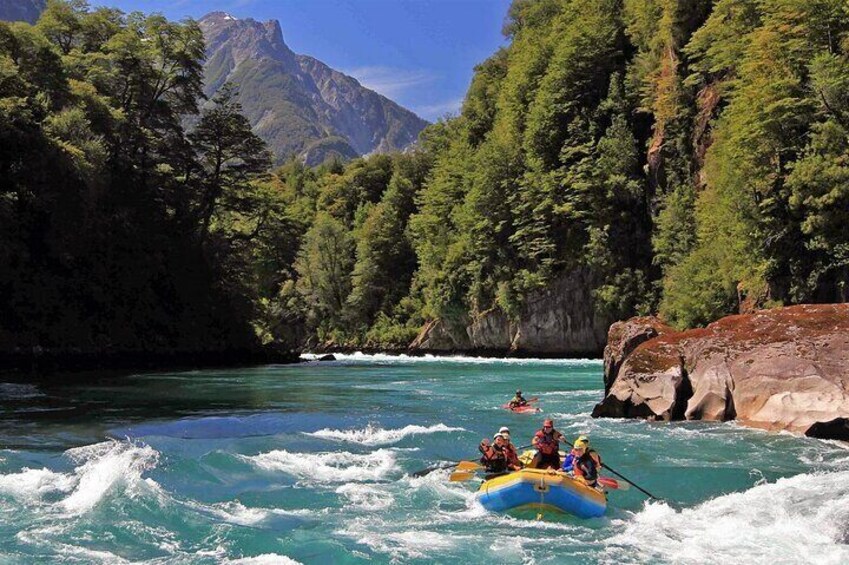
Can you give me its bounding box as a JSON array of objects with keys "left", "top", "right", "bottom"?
[
  {"left": 0, "top": 1, "right": 296, "bottom": 367},
  {"left": 2, "top": 0, "right": 848, "bottom": 364},
  {"left": 274, "top": 0, "right": 849, "bottom": 348}
]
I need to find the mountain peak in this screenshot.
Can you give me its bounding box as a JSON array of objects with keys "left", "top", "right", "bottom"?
[{"left": 199, "top": 12, "right": 427, "bottom": 165}]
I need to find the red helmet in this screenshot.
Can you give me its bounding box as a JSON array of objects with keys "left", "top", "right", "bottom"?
[{"left": 543, "top": 419, "right": 554, "bottom": 427}]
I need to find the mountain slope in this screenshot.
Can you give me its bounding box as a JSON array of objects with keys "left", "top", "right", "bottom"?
[
  {"left": 0, "top": 0, "right": 44, "bottom": 24},
  {"left": 199, "top": 12, "right": 428, "bottom": 165}
]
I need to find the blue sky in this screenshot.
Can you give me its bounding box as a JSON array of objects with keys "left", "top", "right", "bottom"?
[{"left": 94, "top": 0, "right": 513, "bottom": 121}]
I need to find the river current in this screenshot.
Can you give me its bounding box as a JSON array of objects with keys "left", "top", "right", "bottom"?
[{"left": 1, "top": 354, "right": 848, "bottom": 564}]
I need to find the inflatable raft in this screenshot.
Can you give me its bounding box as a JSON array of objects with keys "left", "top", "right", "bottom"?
[{"left": 476, "top": 468, "right": 607, "bottom": 518}]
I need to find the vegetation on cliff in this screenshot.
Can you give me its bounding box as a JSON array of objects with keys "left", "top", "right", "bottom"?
[{"left": 280, "top": 0, "right": 849, "bottom": 345}]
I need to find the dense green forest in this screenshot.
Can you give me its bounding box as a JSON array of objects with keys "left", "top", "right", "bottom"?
[
  {"left": 0, "top": 1, "right": 291, "bottom": 364},
  {"left": 283, "top": 0, "right": 849, "bottom": 346},
  {"left": 2, "top": 0, "right": 849, "bottom": 363}
]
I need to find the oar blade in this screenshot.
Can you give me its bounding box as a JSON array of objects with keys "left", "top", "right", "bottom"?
[
  {"left": 449, "top": 471, "right": 478, "bottom": 482},
  {"left": 455, "top": 460, "right": 483, "bottom": 471},
  {"left": 598, "top": 476, "right": 629, "bottom": 491}
]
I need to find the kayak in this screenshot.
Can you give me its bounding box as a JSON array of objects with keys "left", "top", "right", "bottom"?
[
  {"left": 476, "top": 467, "right": 607, "bottom": 518},
  {"left": 508, "top": 404, "right": 540, "bottom": 413},
  {"left": 501, "top": 403, "right": 540, "bottom": 413}
]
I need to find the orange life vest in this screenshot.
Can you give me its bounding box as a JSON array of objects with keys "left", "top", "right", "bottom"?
[{"left": 534, "top": 429, "right": 560, "bottom": 455}]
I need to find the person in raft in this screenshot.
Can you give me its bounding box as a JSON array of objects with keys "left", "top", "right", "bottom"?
[
  {"left": 478, "top": 433, "right": 507, "bottom": 474},
  {"left": 530, "top": 418, "right": 565, "bottom": 469},
  {"left": 562, "top": 435, "right": 603, "bottom": 487},
  {"left": 498, "top": 426, "right": 523, "bottom": 471},
  {"left": 508, "top": 390, "right": 528, "bottom": 408}
]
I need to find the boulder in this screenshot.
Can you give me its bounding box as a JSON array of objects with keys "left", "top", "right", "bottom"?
[
  {"left": 317, "top": 354, "right": 336, "bottom": 362},
  {"left": 806, "top": 418, "right": 849, "bottom": 441},
  {"left": 593, "top": 304, "right": 849, "bottom": 439},
  {"left": 602, "top": 316, "right": 674, "bottom": 394}
]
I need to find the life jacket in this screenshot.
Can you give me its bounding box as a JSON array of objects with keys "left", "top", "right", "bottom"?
[
  {"left": 573, "top": 449, "right": 600, "bottom": 482},
  {"left": 481, "top": 444, "right": 508, "bottom": 473},
  {"left": 534, "top": 429, "right": 560, "bottom": 455},
  {"left": 503, "top": 443, "right": 520, "bottom": 468},
  {"left": 509, "top": 395, "right": 526, "bottom": 407}
]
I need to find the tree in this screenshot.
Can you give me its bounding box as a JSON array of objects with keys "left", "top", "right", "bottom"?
[
  {"left": 294, "top": 213, "right": 355, "bottom": 334},
  {"left": 189, "top": 83, "right": 271, "bottom": 238}
]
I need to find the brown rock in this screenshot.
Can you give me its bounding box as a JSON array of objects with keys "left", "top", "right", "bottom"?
[
  {"left": 593, "top": 304, "right": 849, "bottom": 438},
  {"left": 602, "top": 317, "right": 674, "bottom": 394}
]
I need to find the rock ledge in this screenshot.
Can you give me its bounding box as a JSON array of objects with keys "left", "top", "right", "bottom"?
[{"left": 592, "top": 304, "right": 849, "bottom": 439}]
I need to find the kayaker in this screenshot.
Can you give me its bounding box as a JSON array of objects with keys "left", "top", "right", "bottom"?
[
  {"left": 478, "top": 433, "right": 509, "bottom": 474},
  {"left": 508, "top": 390, "right": 528, "bottom": 408},
  {"left": 498, "top": 427, "right": 523, "bottom": 471},
  {"left": 564, "top": 435, "right": 602, "bottom": 487},
  {"left": 530, "top": 418, "right": 564, "bottom": 469}
]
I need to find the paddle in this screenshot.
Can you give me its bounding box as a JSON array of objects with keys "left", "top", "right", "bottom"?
[
  {"left": 598, "top": 476, "right": 629, "bottom": 491},
  {"left": 455, "top": 460, "right": 483, "bottom": 471},
  {"left": 563, "top": 439, "right": 661, "bottom": 501},
  {"left": 412, "top": 462, "right": 457, "bottom": 477},
  {"left": 449, "top": 470, "right": 478, "bottom": 482}
]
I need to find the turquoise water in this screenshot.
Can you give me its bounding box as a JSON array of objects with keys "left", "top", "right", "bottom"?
[{"left": 1, "top": 354, "right": 848, "bottom": 564}]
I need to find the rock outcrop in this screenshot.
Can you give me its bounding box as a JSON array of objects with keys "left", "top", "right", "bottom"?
[
  {"left": 410, "top": 269, "right": 613, "bottom": 356},
  {"left": 199, "top": 12, "right": 428, "bottom": 165},
  {"left": 602, "top": 316, "right": 674, "bottom": 394},
  {"left": 593, "top": 304, "right": 849, "bottom": 439}
]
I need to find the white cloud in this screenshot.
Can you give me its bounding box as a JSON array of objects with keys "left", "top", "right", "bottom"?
[
  {"left": 346, "top": 66, "right": 436, "bottom": 98},
  {"left": 415, "top": 97, "right": 464, "bottom": 121}
]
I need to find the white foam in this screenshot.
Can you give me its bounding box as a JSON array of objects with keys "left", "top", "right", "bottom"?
[
  {"left": 0, "top": 440, "right": 159, "bottom": 517},
  {"left": 301, "top": 352, "right": 601, "bottom": 365},
  {"left": 306, "top": 423, "right": 465, "bottom": 446},
  {"left": 603, "top": 470, "right": 849, "bottom": 564},
  {"left": 335, "top": 483, "right": 394, "bottom": 510},
  {"left": 61, "top": 440, "right": 160, "bottom": 514},
  {"left": 223, "top": 555, "right": 302, "bottom": 565},
  {"left": 205, "top": 500, "right": 270, "bottom": 526},
  {"left": 339, "top": 520, "right": 461, "bottom": 561},
  {"left": 402, "top": 469, "right": 481, "bottom": 507},
  {"left": 241, "top": 448, "right": 399, "bottom": 483},
  {"left": 0, "top": 467, "right": 75, "bottom": 501}
]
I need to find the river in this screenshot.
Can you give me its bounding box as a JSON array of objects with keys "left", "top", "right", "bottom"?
[{"left": 1, "top": 354, "right": 848, "bottom": 564}]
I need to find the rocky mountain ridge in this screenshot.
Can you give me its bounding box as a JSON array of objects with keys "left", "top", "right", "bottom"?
[
  {"left": 0, "top": 0, "right": 44, "bottom": 24},
  {"left": 199, "top": 12, "right": 428, "bottom": 165}
]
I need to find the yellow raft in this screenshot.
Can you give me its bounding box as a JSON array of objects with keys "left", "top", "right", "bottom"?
[{"left": 476, "top": 467, "right": 607, "bottom": 518}]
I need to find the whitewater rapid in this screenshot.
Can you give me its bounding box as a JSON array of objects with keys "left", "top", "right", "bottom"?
[{"left": 2, "top": 356, "right": 847, "bottom": 563}]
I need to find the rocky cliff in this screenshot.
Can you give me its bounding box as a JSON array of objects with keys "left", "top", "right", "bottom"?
[
  {"left": 410, "top": 269, "right": 613, "bottom": 356},
  {"left": 592, "top": 304, "right": 849, "bottom": 440},
  {"left": 199, "top": 12, "right": 428, "bottom": 165}
]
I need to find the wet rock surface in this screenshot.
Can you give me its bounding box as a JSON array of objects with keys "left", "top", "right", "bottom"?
[{"left": 593, "top": 304, "right": 849, "bottom": 439}]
